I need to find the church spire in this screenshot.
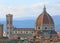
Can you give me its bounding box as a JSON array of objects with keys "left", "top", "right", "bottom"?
[{"left": 43, "top": 5, "right": 46, "bottom": 12}]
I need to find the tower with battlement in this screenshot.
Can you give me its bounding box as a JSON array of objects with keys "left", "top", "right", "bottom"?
[{"left": 6, "top": 14, "right": 13, "bottom": 37}]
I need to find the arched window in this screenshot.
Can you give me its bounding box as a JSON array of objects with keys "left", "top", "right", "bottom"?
[
  {"left": 50, "top": 35, "right": 52, "bottom": 38},
  {"left": 7, "top": 32, "right": 9, "bottom": 34},
  {"left": 38, "top": 27, "right": 40, "bottom": 29},
  {"left": 7, "top": 20, "right": 9, "bottom": 24},
  {"left": 32, "top": 32, "right": 33, "bottom": 33},
  {"left": 26, "top": 32, "right": 28, "bottom": 33},
  {"left": 21, "top": 32, "right": 22, "bottom": 33},
  {"left": 45, "top": 27, "right": 47, "bottom": 29}
]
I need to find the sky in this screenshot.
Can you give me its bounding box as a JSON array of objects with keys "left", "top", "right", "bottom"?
[{"left": 0, "top": 0, "right": 60, "bottom": 20}]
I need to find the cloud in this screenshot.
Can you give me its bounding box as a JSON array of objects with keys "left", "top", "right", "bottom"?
[
  {"left": 0, "top": 0, "right": 60, "bottom": 20},
  {"left": 0, "top": 6, "right": 28, "bottom": 19},
  {"left": 1, "top": 1, "right": 60, "bottom": 20},
  {"left": 54, "top": 4, "right": 60, "bottom": 7},
  {"left": 0, "top": 2, "right": 49, "bottom": 19},
  {"left": 47, "top": 8, "right": 60, "bottom": 16},
  {"left": 30, "top": 2, "right": 49, "bottom": 8}
]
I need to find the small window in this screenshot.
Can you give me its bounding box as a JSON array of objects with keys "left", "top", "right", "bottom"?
[
  {"left": 51, "top": 27, "right": 53, "bottom": 29},
  {"left": 15, "top": 31, "right": 17, "bottom": 33},
  {"left": 7, "top": 20, "right": 9, "bottom": 24},
  {"left": 32, "top": 32, "right": 33, "bottom": 33},
  {"left": 50, "top": 35, "right": 52, "bottom": 38},
  {"left": 45, "top": 27, "right": 47, "bottom": 29},
  {"left": 26, "top": 32, "right": 28, "bottom": 33},
  {"left": 21, "top": 32, "right": 22, "bottom": 33},
  {"left": 7, "top": 32, "right": 9, "bottom": 34},
  {"left": 38, "top": 27, "right": 40, "bottom": 29},
  {"left": 17, "top": 31, "right": 19, "bottom": 33}
]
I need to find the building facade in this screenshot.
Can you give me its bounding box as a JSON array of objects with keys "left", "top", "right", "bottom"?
[
  {"left": 0, "top": 24, "right": 3, "bottom": 38},
  {"left": 34, "top": 6, "right": 57, "bottom": 39},
  {"left": 6, "top": 14, "right": 13, "bottom": 37},
  {"left": 6, "top": 14, "right": 34, "bottom": 38},
  {"left": 11, "top": 28, "right": 34, "bottom": 38},
  {"left": 6, "top": 6, "right": 58, "bottom": 39}
]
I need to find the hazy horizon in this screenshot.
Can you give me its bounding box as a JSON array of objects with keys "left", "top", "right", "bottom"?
[{"left": 0, "top": 15, "right": 60, "bottom": 32}]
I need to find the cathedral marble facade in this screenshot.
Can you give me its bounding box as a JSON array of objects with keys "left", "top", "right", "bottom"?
[{"left": 6, "top": 6, "right": 58, "bottom": 39}]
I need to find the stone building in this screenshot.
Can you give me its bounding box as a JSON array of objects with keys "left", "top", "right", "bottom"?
[
  {"left": 34, "top": 6, "right": 58, "bottom": 39},
  {"left": 11, "top": 28, "right": 34, "bottom": 38},
  {"left": 0, "top": 24, "right": 17, "bottom": 43},
  {"left": 0, "top": 5, "right": 59, "bottom": 43},
  {"left": 6, "top": 14, "right": 34, "bottom": 38},
  {"left": 6, "top": 14, "right": 13, "bottom": 37},
  {"left": 6, "top": 6, "right": 58, "bottom": 39},
  {"left": 0, "top": 24, "right": 3, "bottom": 38}
]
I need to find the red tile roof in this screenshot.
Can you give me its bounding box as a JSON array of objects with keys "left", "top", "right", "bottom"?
[
  {"left": 36, "top": 6, "right": 54, "bottom": 26},
  {"left": 14, "top": 28, "right": 34, "bottom": 31}
]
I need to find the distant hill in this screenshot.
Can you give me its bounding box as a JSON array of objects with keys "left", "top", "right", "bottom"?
[
  {"left": 13, "top": 19, "right": 35, "bottom": 28},
  {"left": 52, "top": 15, "right": 60, "bottom": 32}
]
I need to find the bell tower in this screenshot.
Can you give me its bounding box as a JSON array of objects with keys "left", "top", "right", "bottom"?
[{"left": 6, "top": 14, "right": 13, "bottom": 37}]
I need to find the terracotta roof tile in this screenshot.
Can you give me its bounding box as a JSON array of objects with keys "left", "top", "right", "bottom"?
[
  {"left": 14, "top": 28, "right": 34, "bottom": 31},
  {"left": 36, "top": 7, "right": 54, "bottom": 26}
]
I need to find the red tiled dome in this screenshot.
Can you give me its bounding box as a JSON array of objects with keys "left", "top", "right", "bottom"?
[{"left": 36, "top": 6, "right": 54, "bottom": 26}]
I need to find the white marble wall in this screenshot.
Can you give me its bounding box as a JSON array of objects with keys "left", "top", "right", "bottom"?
[{"left": 35, "top": 24, "right": 54, "bottom": 30}]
